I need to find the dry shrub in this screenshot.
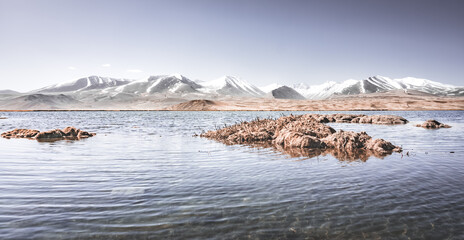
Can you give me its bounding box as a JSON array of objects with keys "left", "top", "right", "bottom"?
[{"left": 201, "top": 114, "right": 403, "bottom": 159}]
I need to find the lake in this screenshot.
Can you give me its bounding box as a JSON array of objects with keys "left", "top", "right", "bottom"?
[{"left": 0, "top": 111, "right": 463, "bottom": 239}]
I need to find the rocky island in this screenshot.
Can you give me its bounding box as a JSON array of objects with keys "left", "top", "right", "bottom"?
[
  {"left": 200, "top": 114, "right": 405, "bottom": 160},
  {"left": 416, "top": 119, "right": 452, "bottom": 129},
  {"left": 1, "top": 127, "right": 96, "bottom": 141}
]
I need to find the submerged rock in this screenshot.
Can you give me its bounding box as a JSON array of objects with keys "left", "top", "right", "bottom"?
[
  {"left": 200, "top": 114, "right": 402, "bottom": 160},
  {"left": 416, "top": 119, "right": 451, "bottom": 129},
  {"left": 1, "top": 127, "right": 95, "bottom": 141}
]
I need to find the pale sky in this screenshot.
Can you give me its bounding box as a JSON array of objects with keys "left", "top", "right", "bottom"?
[{"left": 1, "top": 0, "right": 463, "bottom": 92}]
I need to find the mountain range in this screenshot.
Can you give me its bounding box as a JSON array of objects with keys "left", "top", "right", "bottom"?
[
  {"left": 289, "top": 76, "right": 463, "bottom": 99},
  {"left": 0, "top": 74, "right": 462, "bottom": 110}
]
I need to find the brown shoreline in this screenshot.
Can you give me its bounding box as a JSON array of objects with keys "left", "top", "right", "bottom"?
[
  {"left": 1, "top": 93, "right": 463, "bottom": 111},
  {"left": 1, "top": 109, "right": 463, "bottom": 112}
]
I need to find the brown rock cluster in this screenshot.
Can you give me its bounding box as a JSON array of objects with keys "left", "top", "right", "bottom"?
[
  {"left": 415, "top": 119, "right": 451, "bottom": 129},
  {"left": 200, "top": 114, "right": 403, "bottom": 160},
  {"left": 1, "top": 129, "right": 40, "bottom": 138},
  {"left": 303, "top": 113, "right": 408, "bottom": 124},
  {"left": 1, "top": 127, "right": 96, "bottom": 141}
]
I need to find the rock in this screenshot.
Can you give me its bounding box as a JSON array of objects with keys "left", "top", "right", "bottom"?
[
  {"left": 365, "top": 138, "right": 402, "bottom": 154},
  {"left": 358, "top": 115, "right": 409, "bottom": 125},
  {"left": 77, "top": 129, "right": 95, "bottom": 138},
  {"left": 299, "top": 114, "right": 408, "bottom": 125},
  {"left": 274, "top": 129, "right": 327, "bottom": 148},
  {"left": 416, "top": 119, "right": 451, "bottom": 129},
  {"left": 1, "top": 129, "right": 40, "bottom": 138},
  {"left": 201, "top": 114, "right": 402, "bottom": 160},
  {"left": 1, "top": 127, "right": 95, "bottom": 141},
  {"left": 62, "top": 126, "right": 79, "bottom": 136},
  {"left": 322, "top": 130, "right": 372, "bottom": 152},
  {"left": 35, "top": 129, "right": 65, "bottom": 139}
]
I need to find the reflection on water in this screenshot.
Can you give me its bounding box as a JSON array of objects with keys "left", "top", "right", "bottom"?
[
  {"left": 276, "top": 145, "right": 390, "bottom": 161},
  {"left": 241, "top": 142, "right": 392, "bottom": 161},
  {"left": 0, "top": 111, "right": 463, "bottom": 239}
]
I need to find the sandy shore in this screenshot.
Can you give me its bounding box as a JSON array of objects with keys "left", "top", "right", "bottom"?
[
  {"left": 167, "top": 93, "right": 464, "bottom": 111},
  {"left": 1, "top": 91, "right": 463, "bottom": 111}
]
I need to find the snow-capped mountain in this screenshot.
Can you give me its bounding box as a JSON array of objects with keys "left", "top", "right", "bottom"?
[
  {"left": 116, "top": 74, "right": 201, "bottom": 94},
  {"left": 292, "top": 76, "right": 463, "bottom": 99},
  {"left": 26, "top": 74, "right": 463, "bottom": 101},
  {"left": 292, "top": 81, "right": 339, "bottom": 99},
  {"left": 199, "top": 76, "right": 264, "bottom": 97},
  {"left": 37, "top": 76, "right": 132, "bottom": 93}
]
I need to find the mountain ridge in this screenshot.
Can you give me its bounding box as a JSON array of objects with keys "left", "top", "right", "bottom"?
[
  {"left": 1, "top": 74, "right": 463, "bottom": 110},
  {"left": 8, "top": 74, "right": 463, "bottom": 101}
]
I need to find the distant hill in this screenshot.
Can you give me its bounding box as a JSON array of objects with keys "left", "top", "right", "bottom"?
[
  {"left": 166, "top": 99, "right": 226, "bottom": 111},
  {"left": 0, "top": 94, "right": 81, "bottom": 110},
  {"left": 270, "top": 86, "right": 306, "bottom": 100}
]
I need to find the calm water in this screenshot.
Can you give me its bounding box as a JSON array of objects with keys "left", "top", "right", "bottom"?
[{"left": 0, "top": 111, "right": 463, "bottom": 239}]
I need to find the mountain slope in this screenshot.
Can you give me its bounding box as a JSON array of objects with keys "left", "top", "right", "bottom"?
[
  {"left": 199, "top": 76, "right": 264, "bottom": 97},
  {"left": 116, "top": 74, "right": 201, "bottom": 94},
  {"left": 37, "top": 76, "right": 132, "bottom": 93},
  {"left": 0, "top": 94, "right": 82, "bottom": 110}
]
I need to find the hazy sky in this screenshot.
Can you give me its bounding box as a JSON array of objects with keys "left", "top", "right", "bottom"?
[{"left": 1, "top": 0, "right": 463, "bottom": 92}]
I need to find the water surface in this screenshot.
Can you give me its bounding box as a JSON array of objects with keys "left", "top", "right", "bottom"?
[{"left": 0, "top": 111, "right": 463, "bottom": 239}]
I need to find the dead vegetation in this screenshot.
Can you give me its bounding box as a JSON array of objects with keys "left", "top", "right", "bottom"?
[{"left": 200, "top": 114, "right": 403, "bottom": 160}]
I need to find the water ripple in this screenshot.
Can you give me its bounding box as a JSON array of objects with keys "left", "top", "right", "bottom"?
[{"left": 0, "top": 111, "right": 463, "bottom": 239}]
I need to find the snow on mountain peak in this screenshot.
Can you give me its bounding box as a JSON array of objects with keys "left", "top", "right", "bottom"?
[
  {"left": 36, "top": 76, "right": 132, "bottom": 93},
  {"left": 117, "top": 75, "right": 201, "bottom": 94},
  {"left": 291, "top": 76, "right": 462, "bottom": 99},
  {"left": 260, "top": 83, "right": 283, "bottom": 93},
  {"left": 200, "top": 76, "right": 264, "bottom": 97},
  {"left": 169, "top": 73, "right": 184, "bottom": 80},
  {"left": 30, "top": 73, "right": 462, "bottom": 99}
]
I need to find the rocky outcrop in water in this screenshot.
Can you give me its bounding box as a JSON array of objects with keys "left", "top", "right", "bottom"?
[
  {"left": 1, "top": 127, "right": 96, "bottom": 141},
  {"left": 303, "top": 114, "right": 408, "bottom": 124},
  {"left": 1, "top": 129, "right": 40, "bottom": 138},
  {"left": 200, "top": 114, "right": 402, "bottom": 159},
  {"left": 415, "top": 120, "right": 451, "bottom": 129}
]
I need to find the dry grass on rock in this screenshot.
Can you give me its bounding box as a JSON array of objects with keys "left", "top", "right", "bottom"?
[
  {"left": 1, "top": 127, "right": 96, "bottom": 141},
  {"left": 200, "top": 114, "right": 403, "bottom": 160}
]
